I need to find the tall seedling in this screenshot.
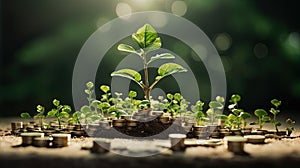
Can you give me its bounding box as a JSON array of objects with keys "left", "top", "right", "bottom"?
[{"left": 111, "top": 24, "right": 187, "bottom": 100}]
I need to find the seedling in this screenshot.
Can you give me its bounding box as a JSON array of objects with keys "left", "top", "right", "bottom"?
[
  {"left": 227, "top": 94, "right": 251, "bottom": 129},
  {"left": 286, "top": 118, "right": 296, "bottom": 136},
  {"left": 151, "top": 96, "right": 167, "bottom": 111},
  {"left": 110, "top": 92, "right": 128, "bottom": 119},
  {"left": 47, "top": 99, "right": 71, "bottom": 129},
  {"left": 98, "top": 85, "right": 113, "bottom": 118},
  {"left": 164, "top": 93, "right": 185, "bottom": 118},
  {"left": 178, "top": 98, "right": 190, "bottom": 117},
  {"left": 206, "top": 96, "right": 225, "bottom": 125},
  {"left": 225, "top": 114, "right": 239, "bottom": 131},
  {"left": 69, "top": 82, "right": 101, "bottom": 126},
  {"left": 139, "top": 99, "right": 151, "bottom": 110},
  {"left": 34, "top": 105, "right": 46, "bottom": 128},
  {"left": 111, "top": 23, "right": 187, "bottom": 100},
  {"left": 21, "top": 105, "right": 48, "bottom": 128},
  {"left": 191, "top": 100, "right": 208, "bottom": 126},
  {"left": 269, "top": 99, "right": 282, "bottom": 132},
  {"left": 251, "top": 109, "right": 271, "bottom": 129},
  {"left": 123, "top": 90, "right": 140, "bottom": 115}
]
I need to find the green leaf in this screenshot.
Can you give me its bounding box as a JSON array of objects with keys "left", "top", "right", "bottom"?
[
  {"left": 145, "top": 37, "right": 161, "bottom": 51},
  {"left": 47, "top": 109, "right": 57, "bottom": 117},
  {"left": 167, "top": 93, "right": 173, "bottom": 100},
  {"left": 53, "top": 99, "right": 60, "bottom": 106},
  {"left": 174, "top": 93, "right": 182, "bottom": 101},
  {"left": 91, "top": 100, "right": 101, "bottom": 107},
  {"left": 117, "top": 44, "right": 138, "bottom": 54},
  {"left": 98, "top": 102, "right": 110, "bottom": 110},
  {"left": 80, "top": 105, "right": 91, "bottom": 113},
  {"left": 132, "top": 24, "right": 157, "bottom": 48},
  {"left": 240, "top": 112, "right": 251, "bottom": 119},
  {"left": 216, "top": 96, "right": 225, "bottom": 103},
  {"left": 147, "top": 53, "right": 175, "bottom": 65},
  {"left": 232, "top": 109, "right": 243, "bottom": 116},
  {"left": 262, "top": 115, "right": 271, "bottom": 122},
  {"left": 230, "top": 94, "right": 241, "bottom": 104},
  {"left": 157, "top": 63, "right": 187, "bottom": 77},
  {"left": 58, "top": 112, "right": 69, "bottom": 118},
  {"left": 269, "top": 108, "right": 279, "bottom": 115},
  {"left": 36, "top": 105, "right": 44, "bottom": 113},
  {"left": 129, "top": 90, "right": 137, "bottom": 98},
  {"left": 111, "top": 69, "right": 142, "bottom": 82},
  {"left": 21, "top": 112, "right": 31, "bottom": 119},
  {"left": 62, "top": 105, "right": 72, "bottom": 113},
  {"left": 271, "top": 99, "right": 281, "bottom": 108},
  {"left": 254, "top": 109, "right": 267, "bottom": 117},
  {"left": 286, "top": 118, "right": 295, "bottom": 125},
  {"left": 100, "top": 85, "right": 110, "bottom": 93},
  {"left": 209, "top": 101, "right": 223, "bottom": 109},
  {"left": 275, "top": 121, "right": 282, "bottom": 127},
  {"left": 86, "top": 81, "right": 94, "bottom": 89}
]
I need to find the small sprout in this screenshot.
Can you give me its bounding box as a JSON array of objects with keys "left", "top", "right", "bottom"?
[
  {"left": 229, "top": 94, "right": 241, "bottom": 104},
  {"left": 100, "top": 85, "right": 110, "bottom": 93},
  {"left": 286, "top": 118, "right": 296, "bottom": 136},
  {"left": 86, "top": 81, "right": 94, "bottom": 89},
  {"left": 271, "top": 99, "right": 281, "bottom": 108},
  {"left": 227, "top": 94, "right": 250, "bottom": 129},
  {"left": 216, "top": 96, "right": 225, "bottom": 103},
  {"left": 191, "top": 100, "right": 208, "bottom": 126},
  {"left": 34, "top": 105, "right": 46, "bottom": 128},
  {"left": 47, "top": 99, "right": 71, "bottom": 129},
  {"left": 206, "top": 96, "right": 225, "bottom": 125},
  {"left": 164, "top": 93, "right": 186, "bottom": 118},
  {"left": 251, "top": 109, "right": 270, "bottom": 129},
  {"left": 21, "top": 112, "right": 31, "bottom": 119},
  {"left": 269, "top": 98, "right": 282, "bottom": 132}
]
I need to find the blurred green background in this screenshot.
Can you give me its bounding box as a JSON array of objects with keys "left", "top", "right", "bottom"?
[{"left": 0, "top": 0, "right": 299, "bottom": 117}]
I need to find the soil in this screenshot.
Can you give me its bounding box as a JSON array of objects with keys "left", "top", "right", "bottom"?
[{"left": 1, "top": 117, "right": 300, "bottom": 168}]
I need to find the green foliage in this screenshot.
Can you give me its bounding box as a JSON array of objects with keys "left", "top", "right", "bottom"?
[
  {"left": 206, "top": 96, "right": 225, "bottom": 125},
  {"left": 46, "top": 98, "right": 71, "bottom": 129},
  {"left": 34, "top": 105, "right": 46, "bottom": 127},
  {"left": 269, "top": 98, "right": 282, "bottom": 132},
  {"left": 286, "top": 118, "right": 296, "bottom": 136},
  {"left": 123, "top": 90, "right": 140, "bottom": 115},
  {"left": 251, "top": 109, "right": 271, "bottom": 129},
  {"left": 164, "top": 93, "right": 187, "bottom": 118},
  {"left": 20, "top": 112, "right": 31, "bottom": 119},
  {"left": 131, "top": 24, "right": 160, "bottom": 50},
  {"left": 111, "top": 23, "right": 187, "bottom": 100},
  {"left": 191, "top": 100, "right": 208, "bottom": 126},
  {"left": 151, "top": 96, "right": 167, "bottom": 111},
  {"left": 157, "top": 63, "right": 187, "bottom": 78},
  {"left": 227, "top": 94, "right": 251, "bottom": 129},
  {"left": 229, "top": 94, "right": 241, "bottom": 105},
  {"left": 111, "top": 69, "right": 142, "bottom": 83}
]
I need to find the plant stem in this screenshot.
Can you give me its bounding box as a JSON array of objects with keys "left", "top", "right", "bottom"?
[
  {"left": 142, "top": 51, "right": 150, "bottom": 100},
  {"left": 274, "top": 115, "right": 278, "bottom": 132},
  {"left": 259, "top": 116, "right": 262, "bottom": 129}
]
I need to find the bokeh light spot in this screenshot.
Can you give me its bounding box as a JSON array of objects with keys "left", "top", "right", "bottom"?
[
  {"left": 288, "top": 32, "right": 300, "bottom": 49},
  {"left": 116, "top": 3, "right": 132, "bottom": 19},
  {"left": 171, "top": 1, "right": 187, "bottom": 16},
  {"left": 253, "top": 42, "right": 268, "bottom": 59},
  {"left": 214, "top": 33, "right": 232, "bottom": 51}
]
